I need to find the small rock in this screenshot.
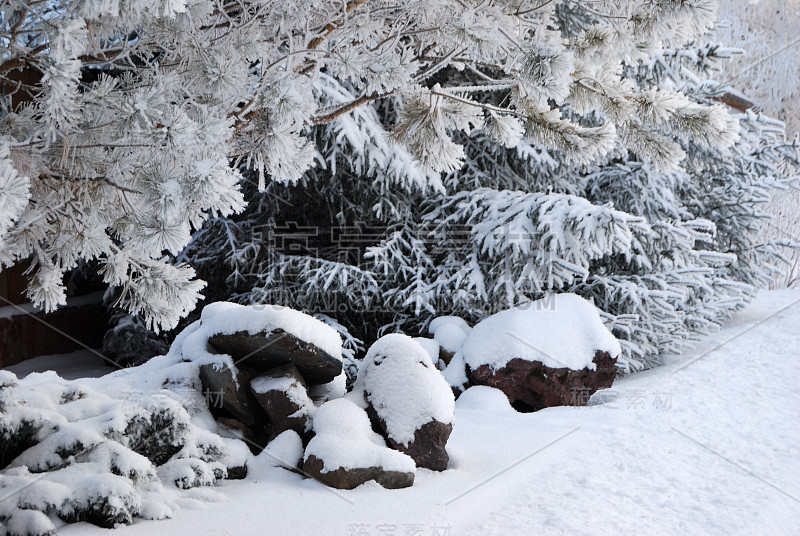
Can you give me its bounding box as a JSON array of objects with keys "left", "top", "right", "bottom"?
[
  {"left": 303, "top": 455, "right": 415, "bottom": 490},
  {"left": 225, "top": 464, "right": 248, "bottom": 480},
  {"left": 102, "top": 311, "right": 169, "bottom": 368},
  {"left": 198, "top": 363, "right": 267, "bottom": 429},
  {"left": 468, "top": 350, "right": 617, "bottom": 412},
  {"left": 218, "top": 437, "right": 250, "bottom": 480},
  {"left": 250, "top": 363, "right": 315, "bottom": 442},
  {"left": 303, "top": 399, "right": 416, "bottom": 490}
]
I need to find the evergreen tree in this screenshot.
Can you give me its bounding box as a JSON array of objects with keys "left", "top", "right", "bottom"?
[
  {"left": 180, "top": 3, "right": 799, "bottom": 371},
  {"left": 2, "top": 0, "right": 795, "bottom": 371}
]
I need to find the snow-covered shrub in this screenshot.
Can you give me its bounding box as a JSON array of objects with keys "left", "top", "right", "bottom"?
[{"left": 0, "top": 354, "right": 251, "bottom": 531}]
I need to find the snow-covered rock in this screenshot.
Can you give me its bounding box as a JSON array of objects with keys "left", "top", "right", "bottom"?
[
  {"left": 428, "top": 316, "right": 471, "bottom": 365},
  {"left": 463, "top": 294, "right": 619, "bottom": 411},
  {"left": 303, "top": 398, "right": 415, "bottom": 490},
  {"left": 186, "top": 302, "right": 343, "bottom": 386},
  {"left": 462, "top": 293, "right": 619, "bottom": 371},
  {"left": 250, "top": 364, "right": 315, "bottom": 442},
  {"left": 218, "top": 437, "right": 251, "bottom": 479},
  {"left": 148, "top": 303, "right": 347, "bottom": 451},
  {"left": 355, "top": 334, "right": 455, "bottom": 471}
]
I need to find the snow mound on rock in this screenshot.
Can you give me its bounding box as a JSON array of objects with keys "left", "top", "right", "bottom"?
[
  {"left": 255, "top": 430, "right": 304, "bottom": 474},
  {"left": 455, "top": 386, "right": 515, "bottom": 412},
  {"left": 304, "top": 398, "right": 415, "bottom": 473},
  {"left": 462, "top": 293, "right": 620, "bottom": 371},
  {"left": 357, "top": 334, "right": 455, "bottom": 446},
  {"left": 429, "top": 316, "right": 471, "bottom": 352}
]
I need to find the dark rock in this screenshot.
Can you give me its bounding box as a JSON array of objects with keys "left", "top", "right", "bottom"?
[
  {"left": 365, "top": 403, "right": 452, "bottom": 472},
  {"left": 438, "top": 347, "right": 455, "bottom": 366},
  {"left": 214, "top": 416, "right": 270, "bottom": 454},
  {"left": 198, "top": 362, "right": 267, "bottom": 428},
  {"left": 303, "top": 454, "right": 414, "bottom": 490},
  {"left": 102, "top": 311, "right": 169, "bottom": 368},
  {"left": 250, "top": 363, "right": 314, "bottom": 442},
  {"left": 208, "top": 328, "right": 342, "bottom": 385},
  {"left": 467, "top": 350, "right": 617, "bottom": 412},
  {"left": 226, "top": 464, "right": 248, "bottom": 480}
]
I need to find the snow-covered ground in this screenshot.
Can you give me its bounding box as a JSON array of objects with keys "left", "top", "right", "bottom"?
[{"left": 32, "top": 290, "right": 800, "bottom": 535}]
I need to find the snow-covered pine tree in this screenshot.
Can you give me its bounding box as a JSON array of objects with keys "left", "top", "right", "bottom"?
[
  {"left": 178, "top": 2, "right": 799, "bottom": 372},
  {"left": 2, "top": 0, "right": 795, "bottom": 369}
]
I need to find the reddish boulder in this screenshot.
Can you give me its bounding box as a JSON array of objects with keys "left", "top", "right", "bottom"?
[
  {"left": 468, "top": 350, "right": 617, "bottom": 412},
  {"left": 303, "top": 399, "right": 416, "bottom": 490}
]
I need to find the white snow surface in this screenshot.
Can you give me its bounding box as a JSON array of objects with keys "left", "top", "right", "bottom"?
[
  {"left": 308, "top": 371, "right": 346, "bottom": 401},
  {"left": 356, "top": 334, "right": 455, "bottom": 446},
  {"left": 412, "top": 337, "right": 440, "bottom": 364},
  {"left": 253, "top": 430, "right": 304, "bottom": 475},
  {"left": 174, "top": 302, "right": 343, "bottom": 368},
  {"left": 462, "top": 293, "right": 621, "bottom": 371},
  {"left": 303, "top": 398, "right": 416, "bottom": 474},
  {"left": 6, "top": 290, "right": 800, "bottom": 536}
]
